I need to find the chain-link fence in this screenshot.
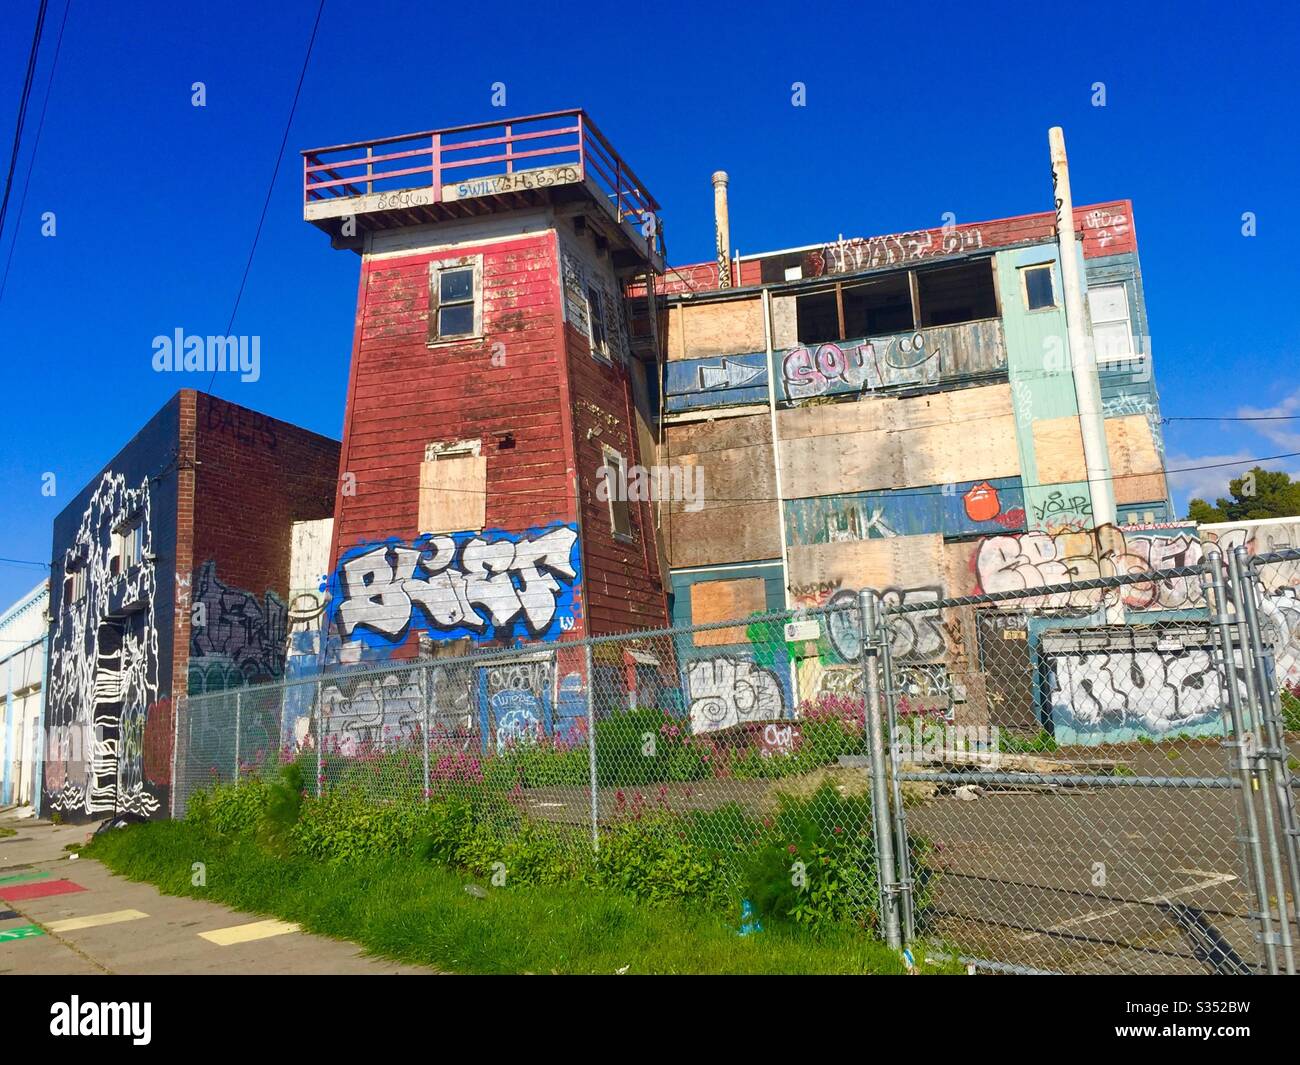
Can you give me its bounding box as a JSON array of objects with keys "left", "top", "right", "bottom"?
[
  {"left": 169, "top": 549, "right": 1300, "bottom": 973},
  {"left": 880, "top": 546, "right": 1300, "bottom": 974}
]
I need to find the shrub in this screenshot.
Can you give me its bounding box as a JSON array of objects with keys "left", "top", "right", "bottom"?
[
  {"left": 741, "top": 784, "right": 881, "bottom": 933},
  {"left": 292, "top": 787, "right": 439, "bottom": 862},
  {"left": 187, "top": 775, "right": 269, "bottom": 836},
  {"left": 592, "top": 810, "right": 733, "bottom": 908}
]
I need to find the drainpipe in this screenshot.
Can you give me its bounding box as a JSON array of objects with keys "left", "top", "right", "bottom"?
[
  {"left": 712, "top": 171, "right": 732, "bottom": 289},
  {"left": 1050, "top": 127, "right": 1115, "bottom": 530}
]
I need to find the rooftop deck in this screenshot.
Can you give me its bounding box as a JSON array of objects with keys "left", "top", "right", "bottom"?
[{"left": 302, "top": 110, "right": 665, "bottom": 271}]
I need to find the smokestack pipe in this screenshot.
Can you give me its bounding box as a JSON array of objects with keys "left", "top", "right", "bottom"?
[{"left": 712, "top": 170, "right": 732, "bottom": 288}]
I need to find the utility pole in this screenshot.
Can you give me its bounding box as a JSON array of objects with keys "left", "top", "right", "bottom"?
[{"left": 1050, "top": 127, "right": 1116, "bottom": 530}]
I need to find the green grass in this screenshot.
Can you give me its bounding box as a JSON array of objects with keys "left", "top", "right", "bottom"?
[
  {"left": 85, "top": 819, "right": 949, "bottom": 975},
  {"left": 0, "top": 826, "right": 16, "bottom": 838}
]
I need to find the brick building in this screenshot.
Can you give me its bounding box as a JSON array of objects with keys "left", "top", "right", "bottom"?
[{"left": 43, "top": 390, "right": 339, "bottom": 821}]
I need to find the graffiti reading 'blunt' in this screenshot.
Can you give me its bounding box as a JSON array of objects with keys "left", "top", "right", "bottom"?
[
  {"left": 331, "top": 523, "right": 580, "bottom": 645},
  {"left": 687, "top": 657, "right": 785, "bottom": 734}
]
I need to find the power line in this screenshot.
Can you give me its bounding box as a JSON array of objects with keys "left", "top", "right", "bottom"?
[
  {"left": 1165, "top": 415, "right": 1300, "bottom": 423},
  {"left": 313, "top": 449, "right": 1300, "bottom": 505},
  {"left": 0, "top": 0, "right": 69, "bottom": 307},
  {"left": 206, "top": 0, "right": 326, "bottom": 396},
  {"left": 0, "top": 556, "right": 50, "bottom": 569},
  {"left": 0, "top": 0, "right": 49, "bottom": 242}
]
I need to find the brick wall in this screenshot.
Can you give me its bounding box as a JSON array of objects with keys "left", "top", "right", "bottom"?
[{"left": 186, "top": 391, "right": 339, "bottom": 690}]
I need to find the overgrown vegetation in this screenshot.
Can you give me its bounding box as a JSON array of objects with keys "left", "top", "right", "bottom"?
[
  {"left": 92, "top": 747, "right": 944, "bottom": 973},
  {"left": 86, "top": 815, "right": 943, "bottom": 974}
]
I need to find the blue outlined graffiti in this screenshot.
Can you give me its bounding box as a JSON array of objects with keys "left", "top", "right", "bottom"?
[{"left": 325, "top": 522, "right": 582, "bottom": 650}]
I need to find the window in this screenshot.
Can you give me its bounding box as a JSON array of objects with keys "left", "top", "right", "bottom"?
[
  {"left": 111, "top": 519, "right": 143, "bottom": 576},
  {"left": 1088, "top": 282, "right": 1134, "bottom": 360},
  {"left": 586, "top": 285, "right": 609, "bottom": 359},
  {"left": 842, "top": 273, "right": 915, "bottom": 336},
  {"left": 428, "top": 257, "right": 482, "bottom": 343},
  {"left": 65, "top": 567, "right": 86, "bottom": 608},
  {"left": 917, "top": 260, "right": 998, "bottom": 326},
  {"left": 795, "top": 288, "right": 841, "bottom": 344},
  {"left": 794, "top": 258, "right": 995, "bottom": 343},
  {"left": 599, "top": 446, "right": 633, "bottom": 540},
  {"left": 1021, "top": 264, "right": 1056, "bottom": 311}
]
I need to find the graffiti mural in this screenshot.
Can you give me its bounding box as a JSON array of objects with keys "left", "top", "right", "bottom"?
[
  {"left": 664, "top": 352, "right": 768, "bottom": 412},
  {"left": 780, "top": 333, "right": 938, "bottom": 400},
  {"left": 686, "top": 656, "right": 785, "bottom": 734},
  {"left": 1047, "top": 646, "right": 1226, "bottom": 739},
  {"left": 812, "top": 227, "right": 986, "bottom": 276},
  {"left": 974, "top": 524, "right": 1210, "bottom": 612},
  {"left": 188, "top": 560, "right": 288, "bottom": 692},
  {"left": 45, "top": 472, "right": 161, "bottom": 817},
  {"left": 822, "top": 587, "right": 945, "bottom": 665},
  {"left": 485, "top": 658, "right": 552, "bottom": 751},
  {"left": 784, "top": 477, "right": 1025, "bottom": 546},
  {"left": 326, "top": 523, "right": 581, "bottom": 650}
]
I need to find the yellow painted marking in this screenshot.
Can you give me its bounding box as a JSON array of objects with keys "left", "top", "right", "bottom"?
[
  {"left": 46, "top": 909, "right": 149, "bottom": 934},
  {"left": 199, "top": 919, "right": 300, "bottom": 946}
]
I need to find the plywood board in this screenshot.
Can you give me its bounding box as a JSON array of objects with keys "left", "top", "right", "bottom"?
[
  {"left": 690, "top": 577, "right": 768, "bottom": 646},
  {"left": 787, "top": 534, "right": 945, "bottom": 595},
  {"left": 418, "top": 455, "right": 486, "bottom": 533},
  {"left": 1032, "top": 416, "right": 1086, "bottom": 485},
  {"left": 777, "top": 384, "right": 1020, "bottom": 496},
  {"left": 669, "top": 297, "right": 767, "bottom": 361},
  {"left": 670, "top": 503, "right": 781, "bottom": 568},
  {"left": 1106, "top": 415, "right": 1166, "bottom": 504},
  {"left": 668, "top": 411, "right": 772, "bottom": 456}
]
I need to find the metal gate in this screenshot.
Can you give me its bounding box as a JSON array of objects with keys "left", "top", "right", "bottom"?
[{"left": 867, "top": 545, "right": 1300, "bottom": 974}]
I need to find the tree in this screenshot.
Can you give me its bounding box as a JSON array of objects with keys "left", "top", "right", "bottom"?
[{"left": 1187, "top": 467, "right": 1300, "bottom": 523}]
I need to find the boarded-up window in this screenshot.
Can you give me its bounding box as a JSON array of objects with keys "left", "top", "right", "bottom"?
[
  {"left": 689, "top": 577, "right": 766, "bottom": 647},
  {"left": 419, "top": 440, "right": 486, "bottom": 534}
]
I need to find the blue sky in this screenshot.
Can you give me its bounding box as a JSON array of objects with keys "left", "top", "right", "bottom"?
[{"left": 1, "top": 0, "right": 1297, "bottom": 606}]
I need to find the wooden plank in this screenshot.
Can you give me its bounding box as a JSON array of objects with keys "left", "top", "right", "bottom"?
[
  {"left": 689, "top": 577, "right": 768, "bottom": 646},
  {"left": 1032, "top": 416, "right": 1086, "bottom": 485},
  {"left": 668, "top": 411, "right": 772, "bottom": 456}
]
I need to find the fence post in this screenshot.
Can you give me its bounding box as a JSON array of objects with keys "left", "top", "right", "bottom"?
[
  {"left": 874, "top": 602, "right": 915, "bottom": 946},
  {"left": 858, "top": 589, "right": 901, "bottom": 950},
  {"left": 1226, "top": 547, "right": 1295, "bottom": 974},
  {"left": 1232, "top": 547, "right": 1300, "bottom": 944},
  {"left": 1205, "top": 546, "right": 1278, "bottom": 974},
  {"left": 585, "top": 641, "right": 599, "bottom": 852},
  {"left": 315, "top": 678, "right": 323, "bottom": 799},
  {"left": 233, "top": 689, "right": 242, "bottom": 782},
  {"left": 422, "top": 664, "right": 433, "bottom": 805}
]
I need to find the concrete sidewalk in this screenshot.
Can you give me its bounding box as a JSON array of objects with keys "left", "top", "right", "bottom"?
[{"left": 0, "top": 810, "right": 434, "bottom": 975}]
